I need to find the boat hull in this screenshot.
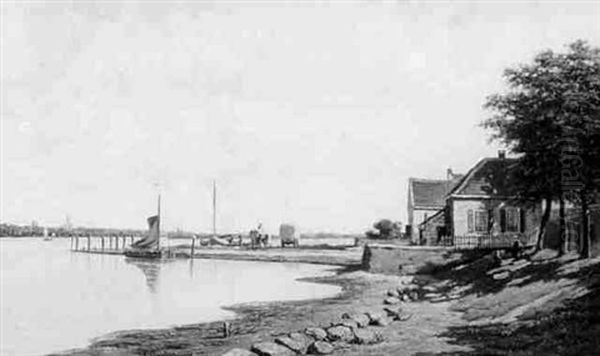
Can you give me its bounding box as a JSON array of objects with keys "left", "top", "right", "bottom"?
[{"left": 124, "top": 249, "right": 164, "bottom": 259}]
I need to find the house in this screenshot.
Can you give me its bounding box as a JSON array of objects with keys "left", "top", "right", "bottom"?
[
  {"left": 407, "top": 169, "right": 462, "bottom": 244},
  {"left": 418, "top": 151, "right": 541, "bottom": 249}
]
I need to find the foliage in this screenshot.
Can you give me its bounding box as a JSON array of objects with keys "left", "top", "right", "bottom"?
[
  {"left": 368, "top": 219, "right": 402, "bottom": 239},
  {"left": 483, "top": 40, "right": 600, "bottom": 256}
]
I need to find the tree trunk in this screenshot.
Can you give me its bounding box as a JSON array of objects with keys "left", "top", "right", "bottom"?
[
  {"left": 580, "top": 194, "right": 591, "bottom": 259},
  {"left": 536, "top": 197, "right": 552, "bottom": 252},
  {"left": 558, "top": 196, "right": 566, "bottom": 256}
]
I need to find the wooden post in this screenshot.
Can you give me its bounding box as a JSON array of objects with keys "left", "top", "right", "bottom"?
[
  {"left": 122, "top": 236, "right": 126, "bottom": 249},
  {"left": 75, "top": 236, "right": 79, "bottom": 251},
  {"left": 130, "top": 236, "right": 134, "bottom": 245},
  {"left": 115, "top": 236, "right": 119, "bottom": 250},
  {"left": 190, "top": 237, "right": 195, "bottom": 258},
  {"left": 101, "top": 236, "right": 105, "bottom": 251},
  {"left": 87, "top": 235, "right": 91, "bottom": 251},
  {"left": 70, "top": 236, "right": 74, "bottom": 250}
]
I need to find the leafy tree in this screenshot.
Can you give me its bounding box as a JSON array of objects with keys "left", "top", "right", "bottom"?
[
  {"left": 371, "top": 219, "right": 402, "bottom": 239},
  {"left": 483, "top": 40, "right": 600, "bottom": 257}
]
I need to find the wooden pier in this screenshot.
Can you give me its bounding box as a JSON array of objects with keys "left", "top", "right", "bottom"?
[{"left": 70, "top": 235, "right": 139, "bottom": 255}]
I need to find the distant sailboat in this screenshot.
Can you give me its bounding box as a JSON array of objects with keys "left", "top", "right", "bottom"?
[{"left": 43, "top": 227, "right": 51, "bottom": 241}]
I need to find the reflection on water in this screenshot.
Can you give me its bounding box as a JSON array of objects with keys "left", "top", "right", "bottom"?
[
  {"left": 125, "top": 258, "right": 164, "bottom": 294},
  {"left": 0, "top": 238, "right": 341, "bottom": 356}
]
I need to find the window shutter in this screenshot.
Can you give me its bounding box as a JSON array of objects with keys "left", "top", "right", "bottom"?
[
  {"left": 467, "top": 210, "right": 474, "bottom": 233},
  {"left": 520, "top": 208, "right": 526, "bottom": 233},
  {"left": 500, "top": 208, "right": 507, "bottom": 233}
]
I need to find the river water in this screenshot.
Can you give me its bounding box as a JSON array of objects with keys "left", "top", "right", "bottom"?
[{"left": 0, "top": 238, "right": 341, "bottom": 356}]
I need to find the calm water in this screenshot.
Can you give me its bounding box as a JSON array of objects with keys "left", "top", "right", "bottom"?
[{"left": 0, "top": 238, "right": 341, "bottom": 356}]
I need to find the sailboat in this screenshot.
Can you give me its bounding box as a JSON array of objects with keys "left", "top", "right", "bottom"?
[
  {"left": 124, "top": 194, "right": 166, "bottom": 259},
  {"left": 43, "top": 227, "right": 51, "bottom": 241}
]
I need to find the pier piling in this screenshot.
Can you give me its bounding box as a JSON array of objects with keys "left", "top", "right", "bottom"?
[
  {"left": 101, "top": 236, "right": 105, "bottom": 251},
  {"left": 191, "top": 237, "right": 196, "bottom": 258},
  {"left": 75, "top": 236, "right": 79, "bottom": 251}
]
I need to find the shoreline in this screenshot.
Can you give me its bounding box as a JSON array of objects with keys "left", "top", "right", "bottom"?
[{"left": 59, "top": 265, "right": 467, "bottom": 356}]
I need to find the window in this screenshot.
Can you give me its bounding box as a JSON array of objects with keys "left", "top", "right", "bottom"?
[
  {"left": 468, "top": 209, "right": 489, "bottom": 233},
  {"left": 467, "top": 210, "right": 474, "bottom": 232},
  {"left": 475, "top": 210, "right": 489, "bottom": 232},
  {"left": 506, "top": 208, "right": 520, "bottom": 232}
]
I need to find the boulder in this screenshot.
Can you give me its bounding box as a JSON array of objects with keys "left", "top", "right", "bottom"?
[
  {"left": 384, "top": 307, "right": 412, "bottom": 321},
  {"left": 341, "top": 313, "right": 370, "bottom": 328},
  {"left": 408, "top": 291, "right": 420, "bottom": 301},
  {"left": 353, "top": 328, "right": 380, "bottom": 345},
  {"left": 305, "top": 327, "right": 328, "bottom": 341},
  {"left": 275, "top": 335, "right": 310, "bottom": 354},
  {"left": 401, "top": 294, "right": 411, "bottom": 302},
  {"left": 289, "top": 332, "right": 314, "bottom": 349},
  {"left": 337, "top": 319, "right": 359, "bottom": 329},
  {"left": 250, "top": 341, "right": 295, "bottom": 356},
  {"left": 366, "top": 311, "right": 390, "bottom": 326},
  {"left": 383, "top": 296, "right": 400, "bottom": 305},
  {"left": 222, "top": 349, "right": 258, "bottom": 356},
  {"left": 307, "top": 341, "right": 334, "bottom": 355},
  {"left": 326, "top": 325, "right": 355, "bottom": 342}
]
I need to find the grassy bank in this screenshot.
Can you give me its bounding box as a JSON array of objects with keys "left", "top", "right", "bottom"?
[{"left": 56, "top": 249, "right": 599, "bottom": 356}]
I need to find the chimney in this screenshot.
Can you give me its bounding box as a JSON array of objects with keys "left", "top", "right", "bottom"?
[
  {"left": 447, "top": 167, "right": 453, "bottom": 180},
  {"left": 498, "top": 150, "right": 506, "bottom": 159}
]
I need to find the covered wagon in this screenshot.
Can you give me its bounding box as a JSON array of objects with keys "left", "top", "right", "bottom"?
[{"left": 279, "top": 223, "right": 299, "bottom": 248}]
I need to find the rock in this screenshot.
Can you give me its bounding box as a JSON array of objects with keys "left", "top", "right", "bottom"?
[
  {"left": 401, "top": 294, "right": 411, "bottom": 302},
  {"left": 308, "top": 341, "right": 334, "bottom": 355},
  {"left": 222, "top": 349, "right": 258, "bottom": 356},
  {"left": 383, "top": 296, "right": 400, "bottom": 305},
  {"left": 289, "top": 332, "right": 314, "bottom": 349},
  {"left": 366, "top": 311, "right": 390, "bottom": 326},
  {"left": 337, "top": 319, "right": 359, "bottom": 329},
  {"left": 493, "top": 271, "right": 510, "bottom": 280},
  {"left": 408, "top": 291, "right": 420, "bottom": 301},
  {"left": 250, "top": 341, "right": 295, "bottom": 356},
  {"left": 386, "top": 288, "right": 400, "bottom": 297},
  {"left": 383, "top": 306, "right": 401, "bottom": 316},
  {"left": 341, "top": 313, "right": 370, "bottom": 328},
  {"left": 326, "top": 325, "right": 355, "bottom": 342},
  {"left": 275, "top": 334, "right": 310, "bottom": 354},
  {"left": 305, "top": 327, "right": 328, "bottom": 341},
  {"left": 384, "top": 307, "right": 412, "bottom": 321},
  {"left": 353, "top": 328, "right": 380, "bottom": 344},
  {"left": 424, "top": 293, "right": 442, "bottom": 299}
]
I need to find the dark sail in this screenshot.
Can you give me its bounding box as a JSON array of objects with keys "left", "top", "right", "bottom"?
[{"left": 131, "top": 215, "right": 160, "bottom": 249}]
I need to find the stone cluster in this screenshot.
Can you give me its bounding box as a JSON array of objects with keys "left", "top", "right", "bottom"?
[{"left": 221, "top": 281, "right": 418, "bottom": 355}]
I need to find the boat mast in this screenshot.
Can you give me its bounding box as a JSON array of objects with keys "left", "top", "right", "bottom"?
[
  {"left": 212, "top": 180, "right": 217, "bottom": 238},
  {"left": 157, "top": 192, "right": 161, "bottom": 250}
]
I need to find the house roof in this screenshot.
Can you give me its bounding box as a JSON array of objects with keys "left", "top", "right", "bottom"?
[
  {"left": 448, "top": 157, "right": 518, "bottom": 198},
  {"left": 409, "top": 177, "right": 463, "bottom": 208}
]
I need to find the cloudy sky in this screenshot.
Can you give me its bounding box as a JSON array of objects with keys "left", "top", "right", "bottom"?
[{"left": 2, "top": 0, "right": 599, "bottom": 233}]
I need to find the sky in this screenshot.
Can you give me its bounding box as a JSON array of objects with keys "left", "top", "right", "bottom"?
[{"left": 1, "top": 0, "right": 599, "bottom": 234}]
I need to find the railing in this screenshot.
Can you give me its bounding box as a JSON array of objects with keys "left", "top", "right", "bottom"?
[{"left": 436, "top": 234, "right": 527, "bottom": 250}]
